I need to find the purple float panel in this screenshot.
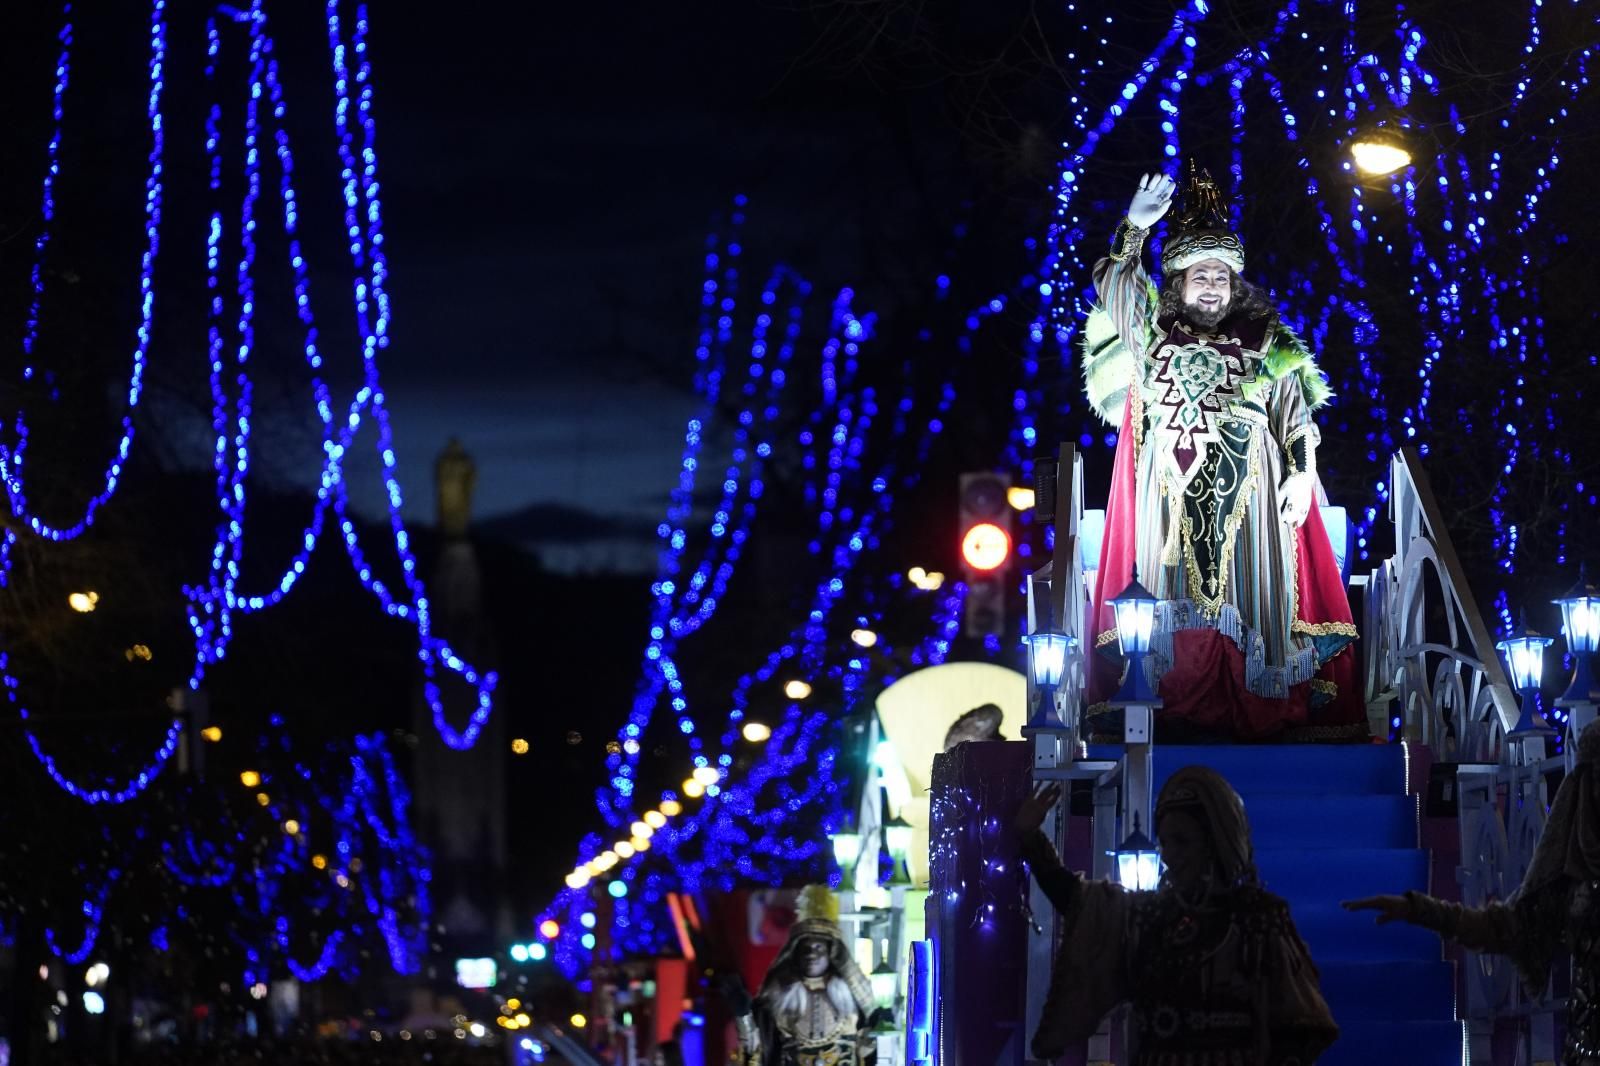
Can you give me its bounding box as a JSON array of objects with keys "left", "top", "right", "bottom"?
[{"left": 925, "top": 740, "right": 1032, "bottom": 1066}]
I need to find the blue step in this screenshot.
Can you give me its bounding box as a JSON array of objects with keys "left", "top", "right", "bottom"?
[
  {"left": 1321, "top": 1020, "right": 1464, "bottom": 1066},
  {"left": 1295, "top": 902, "right": 1444, "bottom": 962},
  {"left": 1255, "top": 847, "right": 1430, "bottom": 901},
  {"left": 1146, "top": 743, "right": 1408, "bottom": 796},
  {"left": 1319, "top": 960, "right": 1455, "bottom": 1022},
  {"left": 1239, "top": 793, "right": 1418, "bottom": 850},
  {"left": 1080, "top": 742, "right": 1459, "bottom": 1053}
]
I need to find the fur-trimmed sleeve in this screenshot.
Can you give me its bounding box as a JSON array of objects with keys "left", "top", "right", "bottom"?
[
  {"left": 1082, "top": 271, "right": 1158, "bottom": 426},
  {"left": 1264, "top": 319, "right": 1333, "bottom": 412}
]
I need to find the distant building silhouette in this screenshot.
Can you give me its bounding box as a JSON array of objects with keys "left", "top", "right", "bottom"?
[{"left": 411, "top": 439, "right": 511, "bottom": 954}]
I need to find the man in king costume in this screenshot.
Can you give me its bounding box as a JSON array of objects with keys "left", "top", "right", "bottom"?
[
  {"left": 1082, "top": 165, "right": 1365, "bottom": 740},
  {"left": 726, "top": 886, "right": 881, "bottom": 1066}
]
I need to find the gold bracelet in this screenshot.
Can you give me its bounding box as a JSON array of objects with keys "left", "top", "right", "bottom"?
[{"left": 1110, "top": 218, "right": 1149, "bottom": 263}]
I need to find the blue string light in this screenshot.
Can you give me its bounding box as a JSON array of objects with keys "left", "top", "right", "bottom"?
[
  {"left": 1, "top": 0, "right": 164, "bottom": 543},
  {"left": 2, "top": 0, "right": 503, "bottom": 810},
  {"left": 534, "top": 237, "right": 1004, "bottom": 968}
]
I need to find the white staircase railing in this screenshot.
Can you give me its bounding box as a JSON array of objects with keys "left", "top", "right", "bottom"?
[
  {"left": 1364, "top": 446, "right": 1583, "bottom": 1062},
  {"left": 1362, "top": 446, "right": 1520, "bottom": 757}
]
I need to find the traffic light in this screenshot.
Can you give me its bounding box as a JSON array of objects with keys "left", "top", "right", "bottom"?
[{"left": 958, "top": 472, "right": 1013, "bottom": 638}]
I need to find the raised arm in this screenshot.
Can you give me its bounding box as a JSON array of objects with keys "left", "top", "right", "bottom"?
[
  {"left": 1084, "top": 174, "right": 1170, "bottom": 423},
  {"left": 1013, "top": 784, "right": 1084, "bottom": 914}
]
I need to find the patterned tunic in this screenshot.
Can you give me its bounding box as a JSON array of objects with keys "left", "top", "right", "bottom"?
[{"left": 1082, "top": 219, "right": 1359, "bottom": 728}]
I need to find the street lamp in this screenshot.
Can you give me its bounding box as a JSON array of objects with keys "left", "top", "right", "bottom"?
[
  {"left": 831, "top": 818, "right": 863, "bottom": 881},
  {"left": 884, "top": 811, "right": 915, "bottom": 886},
  {"left": 1110, "top": 565, "right": 1160, "bottom": 706},
  {"left": 1350, "top": 127, "right": 1412, "bottom": 176},
  {"left": 1023, "top": 626, "right": 1074, "bottom": 731},
  {"left": 1497, "top": 613, "right": 1555, "bottom": 738},
  {"left": 870, "top": 957, "right": 899, "bottom": 1010},
  {"left": 1556, "top": 567, "right": 1600, "bottom": 706},
  {"left": 1109, "top": 813, "right": 1161, "bottom": 891}
]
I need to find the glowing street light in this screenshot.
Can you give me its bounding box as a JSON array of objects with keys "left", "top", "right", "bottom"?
[
  {"left": 1110, "top": 813, "right": 1162, "bottom": 891},
  {"left": 1350, "top": 128, "right": 1412, "bottom": 176},
  {"left": 1023, "top": 626, "right": 1075, "bottom": 732},
  {"left": 1497, "top": 612, "right": 1556, "bottom": 738},
  {"left": 1007, "top": 486, "right": 1037, "bottom": 512},
  {"left": 1557, "top": 567, "right": 1600, "bottom": 706},
  {"left": 1109, "top": 565, "right": 1160, "bottom": 707}
]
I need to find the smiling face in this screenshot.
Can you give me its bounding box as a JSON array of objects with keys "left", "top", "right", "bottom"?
[
  {"left": 1156, "top": 807, "right": 1214, "bottom": 890},
  {"left": 1181, "top": 258, "right": 1232, "bottom": 331}
]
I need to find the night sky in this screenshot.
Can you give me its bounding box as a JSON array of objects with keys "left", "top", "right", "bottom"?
[{"left": 3, "top": 1, "right": 1039, "bottom": 571}]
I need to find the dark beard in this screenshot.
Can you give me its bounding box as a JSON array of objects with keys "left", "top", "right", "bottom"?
[{"left": 1183, "top": 297, "right": 1230, "bottom": 332}]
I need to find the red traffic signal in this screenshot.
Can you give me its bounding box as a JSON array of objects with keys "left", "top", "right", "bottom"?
[{"left": 960, "top": 521, "right": 1011, "bottom": 572}]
